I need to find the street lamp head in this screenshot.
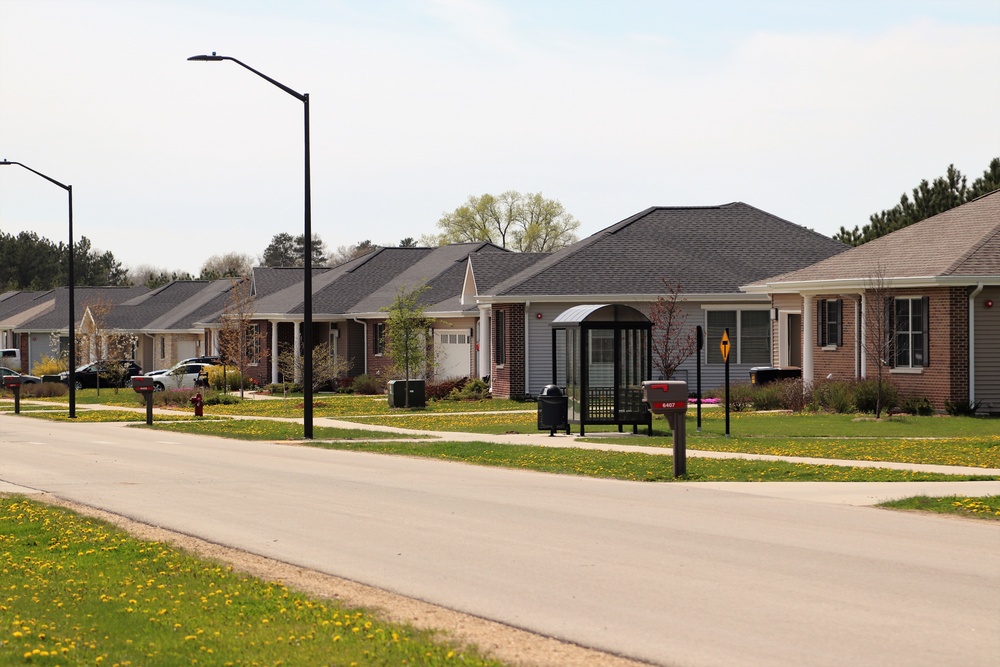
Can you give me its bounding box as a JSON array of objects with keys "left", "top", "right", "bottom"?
[{"left": 188, "top": 53, "right": 225, "bottom": 61}]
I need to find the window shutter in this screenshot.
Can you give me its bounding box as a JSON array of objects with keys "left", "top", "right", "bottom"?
[
  {"left": 835, "top": 300, "right": 843, "bottom": 347},
  {"left": 884, "top": 296, "right": 894, "bottom": 367},
  {"left": 921, "top": 296, "right": 930, "bottom": 367},
  {"left": 817, "top": 300, "right": 826, "bottom": 347}
]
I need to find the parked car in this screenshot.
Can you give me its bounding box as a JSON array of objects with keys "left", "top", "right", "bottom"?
[
  {"left": 60, "top": 360, "right": 142, "bottom": 389},
  {"left": 0, "top": 367, "right": 42, "bottom": 384},
  {"left": 140, "top": 362, "right": 215, "bottom": 391},
  {"left": 179, "top": 355, "right": 223, "bottom": 366}
]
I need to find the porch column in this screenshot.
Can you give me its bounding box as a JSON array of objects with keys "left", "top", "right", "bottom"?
[
  {"left": 293, "top": 321, "right": 302, "bottom": 384},
  {"left": 271, "top": 320, "right": 279, "bottom": 384},
  {"left": 802, "top": 294, "right": 814, "bottom": 384},
  {"left": 478, "top": 305, "right": 491, "bottom": 382}
]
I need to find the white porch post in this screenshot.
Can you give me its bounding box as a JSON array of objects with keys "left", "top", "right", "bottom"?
[
  {"left": 271, "top": 320, "right": 279, "bottom": 385},
  {"left": 802, "top": 294, "right": 814, "bottom": 385},
  {"left": 478, "top": 305, "right": 491, "bottom": 382},
  {"left": 293, "top": 321, "right": 302, "bottom": 384}
]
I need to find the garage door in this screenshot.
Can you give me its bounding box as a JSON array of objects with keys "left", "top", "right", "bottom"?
[{"left": 434, "top": 329, "right": 472, "bottom": 380}]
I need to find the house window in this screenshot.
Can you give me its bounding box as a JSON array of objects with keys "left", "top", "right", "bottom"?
[
  {"left": 589, "top": 329, "right": 614, "bottom": 364},
  {"left": 374, "top": 322, "right": 386, "bottom": 356},
  {"left": 248, "top": 324, "right": 261, "bottom": 365},
  {"left": 893, "top": 297, "right": 928, "bottom": 368},
  {"left": 159, "top": 337, "right": 166, "bottom": 359},
  {"left": 817, "top": 299, "right": 842, "bottom": 347},
  {"left": 706, "top": 309, "right": 770, "bottom": 364},
  {"left": 494, "top": 310, "right": 506, "bottom": 366}
]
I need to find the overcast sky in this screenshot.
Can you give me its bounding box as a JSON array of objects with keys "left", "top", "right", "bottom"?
[{"left": 1, "top": 0, "right": 998, "bottom": 277}]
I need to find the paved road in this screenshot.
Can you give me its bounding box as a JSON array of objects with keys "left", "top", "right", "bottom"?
[{"left": 1, "top": 415, "right": 998, "bottom": 667}]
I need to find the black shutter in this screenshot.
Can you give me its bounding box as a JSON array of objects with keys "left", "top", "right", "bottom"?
[
  {"left": 817, "top": 300, "right": 826, "bottom": 347},
  {"left": 921, "top": 296, "right": 930, "bottom": 367},
  {"left": 884, "top": 296, "right": 895, "bottom": 367},
  {"left": 835, "top": 299, "right": 843, "bottom": 347}
]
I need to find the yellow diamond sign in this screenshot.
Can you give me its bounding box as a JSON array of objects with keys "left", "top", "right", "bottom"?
[{"left": 720, "top": 330, "right": 731, "bottom": 363}]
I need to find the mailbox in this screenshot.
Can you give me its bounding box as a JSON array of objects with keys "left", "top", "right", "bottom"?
[
  {"left": 3, "top": 375, "right": 24, "bottom": 389},
  {"left": 132, "top": 376, "right": 155, "bottom": 393},
  {"left": 641, "top": 381, "right": 688, "bottom": 414}
]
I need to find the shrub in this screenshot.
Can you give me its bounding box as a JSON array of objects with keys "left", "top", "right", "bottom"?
[
  {"left": 726, "top": 383, "right": 755, "bottom": 412},
  {"left": 22, "top": 381, "right": 68, "bottom": 398},
  {"left": 900, "top": 396, "right": 934, "bottom": 416},
  {"left": 426, "top": 377, "right": 468, "bottom": 400},
  {"left": 853, "top": 378, "right": 898, "bottom": 414},
  {"left": 809, "top": 379, "right": 856, "bottom": 414},
  {"left": 351, "top": 374, "right": 384, "bottom": 395},
  {"left": 945, "top": 399, "right": 981, "bottom": 417},
  {"left": 204, "top": 392, "right": 240, "bottom": 405},
  {"left": 776, "top": 378, "right": 807, "bottom": 412},
  {"left": 147, "top": 389, "right": 201, "bottom": 408},
  {"left": 749, "top": 382, "right": 786, "bottom": 411},
  {"left": 206, "top": 366, "right": 242, "bottom": 391},
  {"left": 31, "top": 355, "right": 67, "bottom": 376},
  {"left": 448, "top": 378, "right": 491, "bottom": 401}
]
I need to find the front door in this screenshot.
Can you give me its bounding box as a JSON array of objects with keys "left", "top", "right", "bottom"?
[{"left": 787, "top": 313, "right": 802, "bottom": 367}]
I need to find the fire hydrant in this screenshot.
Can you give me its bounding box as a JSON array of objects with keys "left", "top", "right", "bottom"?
[{"left": 190, "top": 393, "right": 204, "bottom": 417}]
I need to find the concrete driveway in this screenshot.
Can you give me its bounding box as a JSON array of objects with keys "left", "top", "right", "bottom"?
[{"left": 1, "top": 414, "right": 998, "bottom": 667}]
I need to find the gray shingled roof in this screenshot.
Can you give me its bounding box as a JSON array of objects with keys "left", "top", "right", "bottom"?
[
  {"left": 17, "top": 286, "right": 148, "bottom": 330},
  {"left": 486, "top": 203, "right": 849, "bottom": 297},
  {"left": 746, "top": 189, "right": 1000, "bottom": 288},
  {"left": 467, "top": 252, "right": 549, "bottom": 294},
  {"left": 346, "top": 243, "right": 503, "bottom": 314},
  {"left": 105, "top": 280, "right": 236, "bottom": 331}
]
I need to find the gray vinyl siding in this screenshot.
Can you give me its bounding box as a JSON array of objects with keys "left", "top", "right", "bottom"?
[
  {"left": 524, "top": 300, "right": 766, "bottom": 395},
  {"left": 974, "top": 286, "right": 1000, "bottom": 414}
]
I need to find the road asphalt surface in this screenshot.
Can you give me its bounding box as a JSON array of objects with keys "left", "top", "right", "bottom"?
[{"left": 1, "top": 414, "right": 998, "bottom": 667}]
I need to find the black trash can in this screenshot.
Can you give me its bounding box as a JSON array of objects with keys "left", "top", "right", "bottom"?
[
  {"left": 537, "top": 384, "right": 569, "bottom": 436},
  {"left": 388, "top": 379, "right": 426, "bottom": 408},
  {"left": 749, "top": 367, "right": 779, "bottom": 385}
]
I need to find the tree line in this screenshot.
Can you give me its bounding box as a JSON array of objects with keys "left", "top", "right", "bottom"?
[
  {"left": 0, "top": 230, "right": 128, "bottom": 290},
  {"left": 835, "top": 157, "right": 1000, "bottom": 246}
]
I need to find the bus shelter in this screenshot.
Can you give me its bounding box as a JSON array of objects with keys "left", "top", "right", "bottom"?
[{"left": 551, "top": 304, "right": 653, "bottom": 436}]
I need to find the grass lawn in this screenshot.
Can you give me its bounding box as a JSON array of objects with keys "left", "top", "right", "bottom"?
[
  {"left": 290, "top": 440, "right": 994, "bottom": 483},
  {"left": 22, "top": 390, "right": 533, "bottom": 418},
  {"left": 0, "top": 497, "right": 505, "bottom": 666},
  {"left": 878, "top": 495, "right": 1000, "bottom": 520},
  {"left": 19, "top": 409, "right": 197, "bottom": 423},
  {"left": 142, "top": 419, "right": 433, "bottom": 441}
]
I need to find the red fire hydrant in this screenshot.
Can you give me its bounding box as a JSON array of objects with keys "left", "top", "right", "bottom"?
[{"left": 190, "top": 393, "right": 204, "bottom": 417}]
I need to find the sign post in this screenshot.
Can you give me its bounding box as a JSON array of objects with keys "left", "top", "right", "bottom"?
[
  {"left": 721, "top": 327, "right": 731, "bottom": 437},
  {"left": 696, "top": 325, "right": 703, "bottom": 432}
]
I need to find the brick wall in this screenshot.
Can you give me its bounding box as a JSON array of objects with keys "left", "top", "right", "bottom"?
[
  {"left": 861, "top": 287, "right": 969, "bottom": 410},
  {"left": 812, "top": 295, "right": 859, "bottom": 382},
  {"left": 490, "top": 303, "right": 526, "bottom": 399}
]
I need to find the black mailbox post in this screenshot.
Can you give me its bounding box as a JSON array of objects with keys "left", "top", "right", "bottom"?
[
  {"left": 132, "top": 376, "right": 156, "bottom": 425},
  {"left": 3, "top": 375, "right": 23, "bottom": 414},
  {"left": 537, "top": 384, "right": 569, "bottom": 436},
  {"left": 642, "top": 380, "right": 689, "bottom": 477}
]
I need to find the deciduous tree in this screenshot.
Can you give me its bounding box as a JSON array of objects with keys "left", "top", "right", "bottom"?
[
  {"left": 648, "top": 281, "right": 696, "bottom": 380},
  {"left": 217, "top": 278, "right": 268, "bottom": 398},
  {"left": 383, "top": 285, "right": 435, "bottom": 407},
  {"left": 261, "top": 232, "right": 327, "bottom": 267},
  {"left": 436, "top": 191, "right": 580, "bottom": 252}
]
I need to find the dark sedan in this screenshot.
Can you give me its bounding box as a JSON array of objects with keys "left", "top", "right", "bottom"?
[{"left": 59, "top": 360, "right": 142, "bottom": 389}]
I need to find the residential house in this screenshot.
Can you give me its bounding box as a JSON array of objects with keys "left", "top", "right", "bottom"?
[
  {"left": 0, "top": 286, "right": 148, "bottom": 373},
  {"left": 744, "top": 190, "right": 1000, "bottom": 413},
  {"left": 471, "top": 203, "right": 850, "bottom": 398},
  {"left": 238, "top": 243, "right": 509, "bottom": 387}
]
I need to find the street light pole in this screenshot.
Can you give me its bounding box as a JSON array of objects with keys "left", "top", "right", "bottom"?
[
  {"left": 0, "top": 160, "right": 76, "bottom": 418},
  {"left": 188, "top": 53, "right": 314, "bottom": 438}
]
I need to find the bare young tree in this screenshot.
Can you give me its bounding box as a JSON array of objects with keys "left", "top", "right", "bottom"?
[
  {"left": 863, "top": 262, "right": 894, "bottom": 418},
  {"left": 648, "top": 280, "right": 696, "bottom": 380},
  {"left": 79, "top": 296, "right": 137, "bottom": 394},
  {"left": 276, "top": 342, "right": 352, "bottom": 394},
  {"left": 217, "top": 278, "right": 268, "bottom": 399}
]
